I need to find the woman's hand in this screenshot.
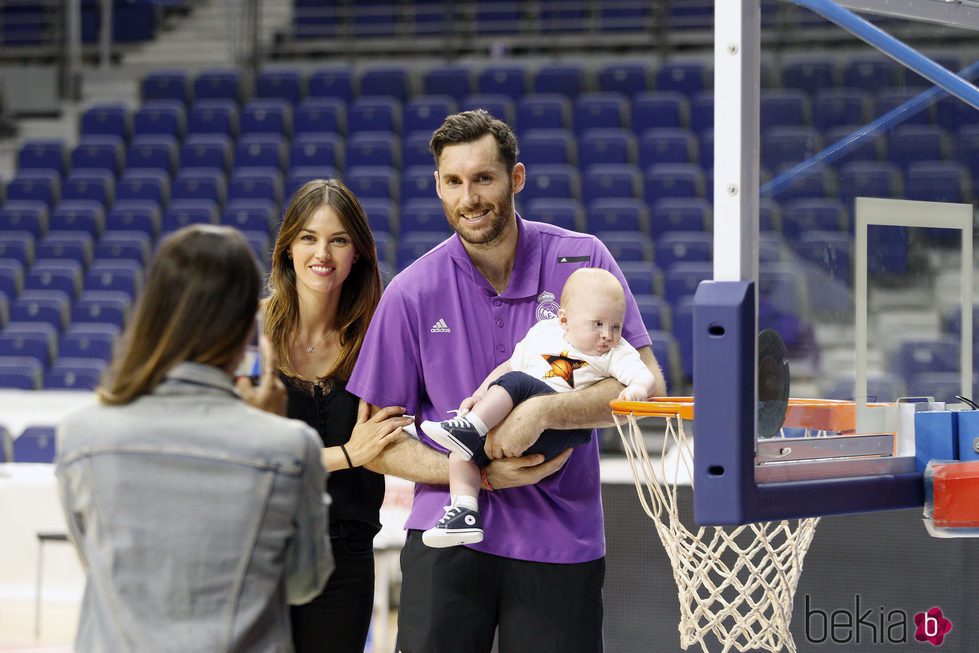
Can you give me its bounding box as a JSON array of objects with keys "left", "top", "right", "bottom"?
[
  {"left": 343, "top": 400, "right": 413, "bottom": 467},
  {"left": 236, "top": 335, "right": 287, "bottom": 416}
]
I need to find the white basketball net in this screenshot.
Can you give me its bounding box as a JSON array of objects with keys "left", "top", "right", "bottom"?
[{"left": 613, "top": 410, "right": 819, "bottom": 653}]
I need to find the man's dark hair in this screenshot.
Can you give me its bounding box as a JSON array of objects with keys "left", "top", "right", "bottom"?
[{"left": 429, "top": 109, "right": 519, "bottom": 172}]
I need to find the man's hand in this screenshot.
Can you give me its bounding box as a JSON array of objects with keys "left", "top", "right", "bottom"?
[
  {"left": 484, "top": 448, "right": 572, "bottom": 489},
  {"left": 485, "top": 395, "right": 546, "bottom": 459}
]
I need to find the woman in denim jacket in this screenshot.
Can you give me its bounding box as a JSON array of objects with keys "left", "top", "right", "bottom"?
[{"left": 56, "top": 225, "right": 333, "bottom": 652}]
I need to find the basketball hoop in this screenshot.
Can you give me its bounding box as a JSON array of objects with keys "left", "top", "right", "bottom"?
[{"left": 611, "top": 398, "right": 819, "bottom": 653}]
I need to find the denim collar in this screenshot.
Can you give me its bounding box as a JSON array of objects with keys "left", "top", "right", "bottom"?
[{"left": 156, "top": 362, "right": 239, "bottom": 399}]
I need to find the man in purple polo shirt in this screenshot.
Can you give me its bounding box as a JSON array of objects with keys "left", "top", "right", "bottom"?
[{"left": 348, "top": 110, "right": 665, "bottom": 653}]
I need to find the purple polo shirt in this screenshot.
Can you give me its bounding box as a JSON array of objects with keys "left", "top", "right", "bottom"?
[{"left": 347, "top": 217, "right": 651, "bottom": 563}]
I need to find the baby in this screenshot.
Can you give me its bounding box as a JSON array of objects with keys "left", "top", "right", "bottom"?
[{"left": 421, "top": 267, "right": 657, "bottom": 547}]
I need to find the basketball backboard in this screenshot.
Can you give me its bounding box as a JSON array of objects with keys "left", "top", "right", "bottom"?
[{"left": 692, "top": 0, "right": 978, "bottom": 525}]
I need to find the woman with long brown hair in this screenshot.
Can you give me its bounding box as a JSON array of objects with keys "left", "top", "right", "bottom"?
[{"left": 246, "top": 179, "right": 411, "bottom": 652}]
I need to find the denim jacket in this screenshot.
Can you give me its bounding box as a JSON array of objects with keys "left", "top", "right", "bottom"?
[{"left": 56, "top": 362, "right": 333, "bottom": 653}]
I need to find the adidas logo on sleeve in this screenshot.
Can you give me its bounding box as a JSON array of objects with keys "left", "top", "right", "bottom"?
[{"left": 430, "top": 319, "right": 452, "bottom": 333}]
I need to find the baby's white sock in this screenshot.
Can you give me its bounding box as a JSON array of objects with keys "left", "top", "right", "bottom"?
[
  {"left": 466, "top": 412, "right": 489, "bottom": 436},
  {"left": 452, "top": 494, "right": 479, "bottom": 512}
]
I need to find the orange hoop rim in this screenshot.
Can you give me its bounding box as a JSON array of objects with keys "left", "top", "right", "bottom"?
[{"left": 609, "top": 397, "right": 880, "bottom": 423}]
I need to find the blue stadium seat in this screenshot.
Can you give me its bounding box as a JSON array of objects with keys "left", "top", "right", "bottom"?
[
  {"left": 0, "top": 356, "right": 43, "bottom": 389},
  {"left": 403, "top": 131, "right": 435, "bottom": 168},
  {"left": 586, "top": 197, "right": 648, "bottom": 233},
  {"left": 837, "top": 161, "right": 902, "bottom": 205},
  {"left": 539, "top": 0, "right": 587, "bottom": 33},
  {"left": 890, "top": 337, "right": 959, "bottom": 382},
  {"left": 842, "top": 57, "right": 902, "bottom": 92},
  {"left": 350, "top": 4, "right": 398, "bottom": 37},
  {"left": 519, "top": 129, "right": 575, "bottom": 166},
  {"left": 307, "top": 67, "right": 354, "bottom": 103},
  {"left": 618, "top": 261, "right": 662, "bottom": 296},
  {"left": 825, "top": 124, "right": 884, "bottom": 166},
  {"left": 400, "top": 166, "right": 437, "bottom": 202},
  {"left": 635, "top": 294, "right": 672, "bottom": 332},
  {"left": 284, "top": 167, "right": 341, "bottom": 200},
  {"left": 632, "top": 91, "right": 688, "bottom": 132},
  {"left": 6, "top": 171, "right": 60, "bottom": 209},
  {"left": 795, "top": 231, "right": 852, "bottom": 285},
  {"left": 141, "top": 69, "right": 191, "bottom": 105},
  {"left": 516, "top": 94, "right": 570, "bottom": 133},
  {"left": 294, "top": 97, "right": 346, "bottom": 138},
  {"left": 255, "top": 68, "right": 304, "bottom": 105},
  {"left": 12, "top": 424, "right": 56, "bottom": 457},
  {"left": 689, "top": 91, "right": 713, "bottom": 134},
  {"left": 655, "top": 231, "right": 712, "bottom": 269},
  {"left": 0, "top": 260, "right": 24, "bottom": 299},
  {"left": 194, "top": 69, "right": 242, "bottom": 103},
  {"left": 638, "top": 128, "right": 696, "bottom": 168},
  {"left": 0, "top": 232, "right": 35, "bottom": 267},
  {"left": 0, "top": 201, "right": 48, "bottom": 239},
  {"left": 655, "top": 60, "right": 707, "bottom": 96},
  {"left": 359, "top": 65, "right": 411, "bottom": 102},
  {"left": 25, "top": 259, "right": 83, "bottom": 299},
  {"left": 348, "top": 97, "right": 401, "bottom": 134},
  {"left": 72, "top": 290, "right": 131, "bottom": 329},
  {"left": 227, "top": 169, "right": 282, "bottom": 205},
  {"left": 935, "top": 95, "right": 977, "bottom": 132},
  {"left": 79, "top": 103, "right": 130, "bottom": 141},
  {"left": 18, "top": 139, "right": 68, "bottom": 177},
  {"left": 240, "top": 99, "right": 292, "bottom": 137},
  {"left": 400, "top": 198, "right": 449, "bottom": 236},
  {"left": 474, "top": 2, "right": 522, "bottom": 35},
  {"left": 396, "top": 232, "right": 450, "bottom": 270},
  {"left": 422, "top": 66, "right": 472, "bottom": 103},
  {"left": 761, "top": 89, "right": 810, "bottom": 127},
  {"left": 907, "top": 372, "right": 968, "bottom": 404},
  {"left": 172, "top": 169, "right": 226, "bottom": 205},
  {"left": 133, "top": 100, "right": 186, "bottom": 140},
  {"left": 45, "top": 357, "right": 107, "bottom": 391},
  {"left": 0, "top": 321, "right": 57, "bottom": 366},
  {"left": 187, "top": 99, "right": 238, "bottom": 138},
  {"left": 533, "top": 64, "right": 585, "bottom": 100},
  {"left": 648, "top": 329, "right": 682, "bottom": 392},
  {"left": 289, "top": 133, "right": 342, "bottom": 172},
  {"left": 358, "top": 198, "right": 397, "bottom": 236},
  {"left": 905, "top": 161, "right": 971, "bottom": 204},
  {"left": 664, "top": 261, "right": 712, "bottom": 305},
  {"left": 460, "top": 94, "right": 515, "bottom": 124},
  {"left": 811, "top": 88, "right": 871, "bottom": 131},
  {"left": 105, "top": 201, "right": 160, "bottom": 238},
  {"left": 221, "top": 198, "right": 277, "bottom": 235},
  {"left": 885, "top": 125, "right": 950, "bottom": 172},
  {"left": 62, "top": 170, "right": 114, "bottom": 207},
  {"left": 404, "top": 95, "right": 457, "bottom": 135},
  {"left": 771, "top": 165, "right": 835, "bottom": 202},
  {"left": 644, "top": 163, "right": 705, "bottom": 203},
  {"left": 48, "top": 200, "right": 104, "bottom": 238},
  {"left": 11, "top": 289, "right": 70, "bottom": 331},
  {"left": 477, "top": 65, "right": 528, "bottom": 100},
  {"left": 181, "top": 134, "right": 232, "bottom": 172},
  {"left": 345, "top": 166, "right": 397, "bottom": 202},
  {"left": 162, "top": 199, "right": 219, "bottom": 235},
  {"left": 96, "top": 231, "right": 152, "bottom": 265},
  {"left": 759, "top": 198, "right": 782, "bottom": 232},
  {"left": 761, "top": 126, "right": 823, "bottom": 171},
  {"left": 597, "top": 62, "right": 650, "bottom": 98},
  {"left": 578, "top": 129, "right": 636, "bottom": 166},
  {"left": 780, "top": 197, "right": 847, "bottom": 239},
  {"left": 823, "top": 372, "right": 905, "bottom": 403},
  {"left": 116, "top": 170, "right": 170, "bottom": 207},
  {"left": 520, "top": 164, "right": 580, "bottom": 203},
  {"left": 234, "top": 134, "right": 287, "bottom": 172},
  {"left": 781, "top": 57, "right": 836, "bottom": 95},
  {"left": 374, "top": 233, "right": 395, "bottom": 268},
  {"left": 758, "top": 261, "right": 808, "bottom": 332},
  {"left": 84, "top": 260, "right": 142, "bottom": 297},
  {"left": 597, "top": 232, "right": 654, "bottom": 263},
  {"left": 875, "top": 87, "right": 934, "bottom": 126},
  {"left": 125, "top": 134, "right": 178, "bottom": 175},
  {"left": 345, "top": 132, "right": 400, "bottom": 169},
  {"left": 70, "top": 135, "right": 124, "bottom": 176},
  {"left": 582, "top": 164, "right": 641, "bottom": 204},
  {"left": 523, "top": 198, "right": 582, "bottom": 231}
]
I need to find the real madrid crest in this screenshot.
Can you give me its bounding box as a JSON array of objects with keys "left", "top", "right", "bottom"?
[{"left": 536, "top": 291, "right": 560, "bottom": 322}]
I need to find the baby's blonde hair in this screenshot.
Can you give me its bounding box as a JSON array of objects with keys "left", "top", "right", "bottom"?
[{"left": 560, "top": 268, "right": 626, "bottom": 313}]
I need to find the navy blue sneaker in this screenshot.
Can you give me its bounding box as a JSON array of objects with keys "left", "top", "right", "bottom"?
[
  {"left": 422, "top": 505, "right": 483, "bottom": 548},
  {"left": 421, "top": 417, "right": 484, "bottom": 461}
]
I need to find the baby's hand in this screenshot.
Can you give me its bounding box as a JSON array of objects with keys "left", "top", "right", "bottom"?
[
  {"left": 457, "top": 395, "right": 479, "bottom": 417},
  {"left": 617, "top": 385, "right": 648, "bottom": 402}
]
